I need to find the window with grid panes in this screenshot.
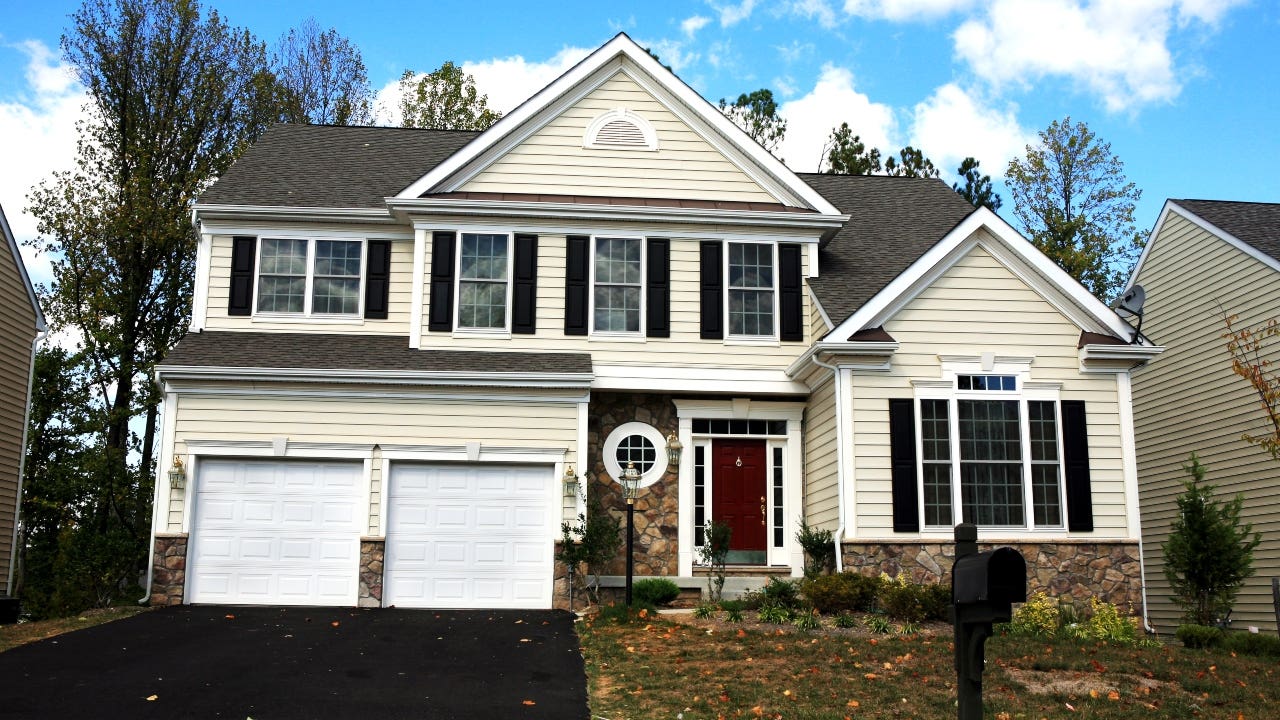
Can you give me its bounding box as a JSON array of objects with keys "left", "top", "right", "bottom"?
[
  {"left": 458, "top": 233, "right": 509, "bottom": 329},
  {"left": 256, "top": 238, "right": 362, "bottom": 316},
  {"left": 727, "top": 242, "right": 774, "bottom": 336},
  {"left": 593, "top": 237, "right": 642, "bottom": 333}
]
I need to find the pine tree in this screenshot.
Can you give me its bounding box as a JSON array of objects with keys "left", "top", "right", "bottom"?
[{"left": 1162, "top": 454, "right": 1261, "bottom": 626}]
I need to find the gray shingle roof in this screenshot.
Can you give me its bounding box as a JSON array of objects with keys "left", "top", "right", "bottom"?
[
  {"left": 200, "top": 125, "right": 480, "bottom": 208},
  {"left": 159, "top": 331, "right": 593, "bottom": 377},
  {"left": 798, "top": 173, "right": 976, "bottom": 327},
  {"left": 1174, "top": 199, "right": 1280, "bottom": 266}
]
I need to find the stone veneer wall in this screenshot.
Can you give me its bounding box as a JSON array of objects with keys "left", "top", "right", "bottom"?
[
  {"left": 841, "top": 539, "right": 1144, "bottom": 612},
  {"left": 587, "top": 392, "right": 680, "bottom": 578},
  {"left": 358, "top": 539, "right": 385, "bottom": 608},
  {"left": 151, "top": 533, "right": 188, "bottom": 606}
]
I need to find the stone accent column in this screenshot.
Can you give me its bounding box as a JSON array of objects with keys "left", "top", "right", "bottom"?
[
  {"left": 150, "top": 533, "right": 189, "bottom": 606},
  {"left": 358, "top": 538, "right": 385, "bottom": 608},
  {"left": 841, "top": 539, "right": 1144, "bottom": 614},
  {"left": 553, "top": 541, "right": 572, "bottom": 611}
]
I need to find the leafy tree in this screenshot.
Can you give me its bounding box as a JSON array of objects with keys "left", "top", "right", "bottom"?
[
  {"left": 1162, "top": 454, "right": 1261, "bottom": 626},
  {"left": 1223, "top": 314, "right": 1280, "bottom": 460},
  {"left": 821, "top": 122, "right": 881, "bottom": 174},
  {"left": 1005, "top": 117, "right": 1143, "bottom": 299},
  {"left": 719, "top": 89, "right": 786, "bottom": 157},
  {"left": 953, "top": 157, "right": 1003, "bottom": 211},
  {"left": 23, "top": 0, "right": 276, "bottom": 615},
  {"left": 272, "top": 18, "right": 374, "bottom": 125},
  {"left": 884, "top": 146, "right": 940, "bottom": 178},
  {"left": 397, "top": 61, "right": 502, "bottom": 131}
]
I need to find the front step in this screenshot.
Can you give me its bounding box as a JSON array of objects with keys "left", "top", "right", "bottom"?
[
  {"left": 693, "top": 565, "right": 794, "bottom": 578},
  {"left": 597, "top": 569, "right": 800, "bottom": 602}
]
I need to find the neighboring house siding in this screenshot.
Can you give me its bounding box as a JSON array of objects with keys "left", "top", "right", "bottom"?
[
  {"left": 1132, "top": 210, "right": 1280, "bottom": 633},
  {"left": 804, "top": 372, "right": 839, "bottom": 528},
  {"left": 461, "top": 67, "right": 777, "bottom": 203},
  {"left": 165, "top": 391, "right": 580, "bottom": 535},
  {"left": 809, "top": 290, "right": 831, "bottom": 340},
  {"left": 849, "top": 241, "right": 1129, "bottom": 539},
  {"left": 0, "top": 242, "right": 38, "bottom": 593}
]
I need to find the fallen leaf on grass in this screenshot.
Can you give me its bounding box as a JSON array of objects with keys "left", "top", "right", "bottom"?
[
  {"left": 846, "top": 700, "right": 860, "bottom": 708},
  {"left": 521, "top": 700, "right": 536, "bottom": 706},
  {"left": 224, "top": 614, "right": 235, "bottom": 620},
  {"left": 331, "top": 621, "right": 340, "bottom": 627},
  {"left": 737, "top": 629, "right": 746, "bottom": 638},
  {"left": 1065, "top": 702, "right": 1076, "bottom": 711},
  {"left": 146, "top": 695, "right": 158, "bottom": 701},
  {"left": 863, "top": 673, "right": 878, "bottom": 680},
  {"left": 996, "top": 713, "right": 1011, "bottom": 720},
  {"left": 1107, "top": 691, "right": 1120, "bottom": 701}
]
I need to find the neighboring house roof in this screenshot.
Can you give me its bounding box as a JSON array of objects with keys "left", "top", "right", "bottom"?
[
  {"left": 1172, "top": 199, "right": 1280, "bottom": 266},
  {"left": 159, "top": 331, "right": 593, "bottom": 379},
  {"left": 799, "top": 173, "right": 976, "bottom": 325},
  {"left": 0, "top": 203, "right": 46, "bottom": 331},
  {"left": 200, "top": 125, "right": 480, "bottom": 209}
]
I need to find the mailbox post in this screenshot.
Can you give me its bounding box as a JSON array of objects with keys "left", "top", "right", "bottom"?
[{"left": 951, "top": 523, "right": 1027, "bottom": 720}]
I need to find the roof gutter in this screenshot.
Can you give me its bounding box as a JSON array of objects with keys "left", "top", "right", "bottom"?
[
  {"left": 155, "top": 363, "right": 595, "bottom": 390},
  {"left": 1078, "top": 343, "right": 1164, "bottom": 365},
  {"left": 809, "top": 352, "right": 847, "bottom": 573},
  {"left": 193, "top": 203, "right": 394, "bottom": 225}
]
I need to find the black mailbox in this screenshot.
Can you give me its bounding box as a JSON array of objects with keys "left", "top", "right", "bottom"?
[{"left": 953, "top": 547, "right": 1027, "bottom": 608}]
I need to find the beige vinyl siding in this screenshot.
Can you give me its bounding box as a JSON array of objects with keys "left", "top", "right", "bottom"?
[
  {"left": 1131, "top": 210, "right": 1280, "bottom": 633},
  {"left": 804, "top": 373, "right": 839, "bottom": 528},
  {"left": 419, "top": 232, "right": 812, "bottom": 370},
  {"left": 168, "top": 392, "right": 579, "bottom": 534},
  {"left": 462, "top": 67, "right": 777, "bottom": 203},
  {"left": 0, "top": 241, "right": 38, "bottom": 591},
  {"left": 809, "top": 290, "right": 833, "bottom": 340},
  {"left": 849, "top": 242, "right": 1129, "bottom": 540},
  {"left": 203, "top": 234, "right": 414, "bottom": 334}
]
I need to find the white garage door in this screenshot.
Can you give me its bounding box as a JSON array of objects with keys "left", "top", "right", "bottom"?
[
  {"left": 385, "top": 463, "right": 555, "bottom": 609},
  {"left": 187, "top": 460, "right": 364, "bottom": 605}
]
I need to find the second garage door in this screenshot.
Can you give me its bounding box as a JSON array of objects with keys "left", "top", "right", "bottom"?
[{"left": 385, "top": 463, "right": 555, "bottom": 609}]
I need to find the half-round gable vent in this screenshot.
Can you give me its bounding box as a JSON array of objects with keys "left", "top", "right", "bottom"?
[{"left": 584, "top": 108, "right": 659, "bottom": 151}]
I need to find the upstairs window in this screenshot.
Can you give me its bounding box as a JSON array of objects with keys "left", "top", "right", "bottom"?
[
  {"left": 255, "top": 238, "right": 363, "bottom": 316},
  {"left": 592, "top": 237, "right": 643, "bottom": 333},
  {"left": 728, "top": 242, "right": 776, "bottom": 337},
  {"left": 456, "top": 232, "right": 511, "bottom": 330}
]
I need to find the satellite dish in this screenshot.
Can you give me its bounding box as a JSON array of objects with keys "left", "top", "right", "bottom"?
[{"left": 1114, "top": 284, "right": 1145, "bottom": 318}]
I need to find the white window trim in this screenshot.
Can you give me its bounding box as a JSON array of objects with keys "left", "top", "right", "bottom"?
[
  {"left": 913, "top": 359, "right": 1067, "bottom": 534},
  {"left": 252, "top": 236, "right": 367, "bottom": 320},
  {"left": 724, "top": 239, "right": 780, "bottom": 342},
  {"left": 602, "top": 421, "right": 667, "bottom": 488},
  {"left": 589, "top": 234, "right": 646, "bottom": 338},
  {"left": 453, "top": 230, "right": 514, "bottom": 335},
  {"left": 582, "top": 107, "right": 659, "bottom": 151}
]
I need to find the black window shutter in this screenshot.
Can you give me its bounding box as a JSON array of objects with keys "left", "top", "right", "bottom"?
[
  {"left": 1062, "top": 400, "right": 1094, "bottom": 532},
  {"left": 512, "top": 233, "right": 538, "bottom": 334},
  {"left": 699, "top": 240, "right": 723, "bottom": 339},
  {"left": 228, "top": 235, "right": 257, "bottom": 316},
  {"left": 364, "top": 240, "right": 391, "bottom": 320},
  {"left": 564, "top": 235, "right": 590, "bottom": 336},
  {"left": 779, "top": 243, "right": 803, "bottom": 341},
  {"left": 428, "top": 231, "right": 456, "bottom": 332},
  {"left": 889, "top": 398, "right": 921, "bottom": 533},
  {"left": 646, "top": 237, "right": 670, "bottom": 338}
]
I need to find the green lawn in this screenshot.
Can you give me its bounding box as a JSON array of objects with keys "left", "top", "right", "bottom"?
[{"left": 580, "top": 612, "right": 1276, "bottom": 719}]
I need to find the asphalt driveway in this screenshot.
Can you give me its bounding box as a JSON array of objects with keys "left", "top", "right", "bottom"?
[{"left": 0, "top": 605, "right": 589, "bottom": 719}]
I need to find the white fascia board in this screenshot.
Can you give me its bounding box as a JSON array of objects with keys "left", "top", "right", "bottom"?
[
  {"left": 829, "top": 208, "right": 1143, "bottom": 344},
  {"left": 1128, "top": 201, "right": 1280, "bottom": 292},
  {"left": 389, "top": 197, "right": 847, "bottom": 232},
  {"left": 0, "top": 204, "right": 46, "bottom": 331},
  {"left": 785, "top": 340, "right": 899, "bottom": 378},
  {"left": 592, "top": 363, "right": 810, "bottom": 395},
  {"left": 394, "top": 33, "right": 842, "bottom": 216},
  {"left": 155, "top": 364, "right": 593, "bottom": 389},
  {"left": 194, "top": 203, "right": 394, "bottom": 225},
  {"left": 1079, "top": 343, "right": 1164, "bottom": 364},
  {"left": 199, "top": 221, "right": 412, "bottom": 240}
]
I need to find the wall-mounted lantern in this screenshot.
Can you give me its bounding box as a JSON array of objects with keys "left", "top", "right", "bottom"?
[
  {"left": 168, "top": 456, "right": 187, "bottom": 491},
  {"left": 563, "top": 465, "right": 579, "bottom": 498},
  {"left": 665, "top": 432, "right": 683, "bottom": 466}
]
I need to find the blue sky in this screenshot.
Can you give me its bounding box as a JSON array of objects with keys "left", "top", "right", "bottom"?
[{"left": 2, "top": 0, "right": 1277, "bottom": 288}]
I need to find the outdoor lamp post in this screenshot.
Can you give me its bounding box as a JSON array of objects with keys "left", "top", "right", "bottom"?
[{"left": 621, "top": 461, "right": 641, "bottom": 606}]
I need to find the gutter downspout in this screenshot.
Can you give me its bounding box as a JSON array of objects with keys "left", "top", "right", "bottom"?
[
  {"left": 811, "top": 353, "right": 846, "bottom": 572},
  {"left": 1116, "top": 371, "right": 1154, "bottom": 634},
  {"left": 139, "top": 373, "right": 167, "bottom": 605},
  {"left": 7, "top": 329, "right": 44, "bottom": 598}
]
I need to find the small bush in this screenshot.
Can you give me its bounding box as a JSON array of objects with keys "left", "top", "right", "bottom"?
[
  {"left": 761, "top": 577, "right": 803, "bottom": 608},
  {"left": 719, "top": 599, "right": 746, "bottom": 613},
  {"left": 793, "top": 609, "right": 821, "bottom": 631},
  {"left": 1177, "top": 623, "right": 1225, "bottom": 649},
  {"left": 833, "top": 612, "right": 858, "bottom": 629},
  {"left": 865, "top": 614, "right": 893, "bottom": 634},
  {"left": 1078, "top": 597, "right": 1142, "bottom": 644},
  {"left": 795, "top": 518, "right": 835, "bottom": 577},
  {"left": 1009, "top": 592, "right": 1061, "bottom": 637},
  {"left": 879, "top": 581, "right": 929, "bottom": 623},
  {"left": 633, "top": 578, "right": 681, "bottom": 606},
  {"left": 898, "top": 621, "right": 920, "bottom": 635},
  {"left": 693, "top": 602, "right": 716, "bottom": 619},
  {"left": 1222, "top": 631, "right": 1280, "bottom": 658},
  {"left": 758, "top": 604, "right": 793, "bottom": 624},
  {"left": 920, "top": 583, "right": 952, "bottom": 621},
  {"left": 802, "top": 572, "right": 879, "bottom": 614},
  {"left": 725, "top": 607, "right": 744, "bottom": 623}
]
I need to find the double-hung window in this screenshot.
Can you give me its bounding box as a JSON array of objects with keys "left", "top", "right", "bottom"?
[
  {"left": 456, "top": 232, "right": 511, "bottom": 331},
  {"left": 592, "top": 236, "right": 643, "bottom": 334},
  {"left": 918, "top": 374, "right": 1064, "bottom": 529},
  {"left": 727, "top": 242, "right": 776, "bottom": 338},
  {"left": 256, "top": 238, "right": 363, "bottom": 316}
]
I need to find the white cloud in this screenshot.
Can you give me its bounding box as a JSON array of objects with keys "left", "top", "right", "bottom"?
[
  {"left": 681, "top": 15, "right": 711, "bottom": 38},
  {"left": 638, "top": 38, "right": 700, "bottom": 74},
  {"left": 952, "top": 0, "right": 1240, "bottom": 112},
  {"left": 775, "top": 40, "right": 815, "bottom": 64},
  {"left": 778, "top": 64, "right": 897, "bottom": 172},
  {"left": 786, "top": 0, "right": 841, "bottom": 28},
  {"left": 0, "top": 40, "right": 87, "bottom": 290},
  {"left": 772, "top": 75, "right": 799, "bottom": 97},
  {"left": 908, "top": 83, "right": 1032, "bottom": 180},
  {"left": 842, "top": 0, "right": 968, "bottom": 21},
  {"left": 710, "top": 0, "right": 758, "bottom": 27}
]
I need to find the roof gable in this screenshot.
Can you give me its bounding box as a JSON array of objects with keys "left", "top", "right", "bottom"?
[
  {"left": 397, "top": 33, "right": 840, "bottom": 215},
  {"left": 1129, "top": 200, "right": 1280, "bottom": 289},
  {"left": 0, "top": 204, "right": 46, "bottom": 332}
]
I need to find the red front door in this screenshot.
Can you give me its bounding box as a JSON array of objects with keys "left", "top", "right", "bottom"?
[{"left": 711, "top": 439, "right": 768, "bottom": 554}]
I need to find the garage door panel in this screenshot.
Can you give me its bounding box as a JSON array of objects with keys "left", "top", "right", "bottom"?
[{"left": 385, "top": 463, "right": 554, "bottom": 609}]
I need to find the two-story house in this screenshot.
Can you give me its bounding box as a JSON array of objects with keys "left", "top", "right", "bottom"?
[{"left": 147, "top": 33, "right": 1160, "bottom": 611}]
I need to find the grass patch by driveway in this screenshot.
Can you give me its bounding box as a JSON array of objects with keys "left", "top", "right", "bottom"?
[
  {"left": 0, "top": 606, "right": 149, "bottom": 653},
  {"left": 579, "top": 612, "right": 1280, "bottom": 719}
]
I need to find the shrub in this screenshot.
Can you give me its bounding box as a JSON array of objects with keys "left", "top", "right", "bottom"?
[
  {"left": 795, "top": 518, "right": 835, "bottom": 578},
  {"left": 865, "top": 614, "right": 893, "bottom": 633},
  {"left": 1163, "top": 454, "right": 1262, "bottom": 626},
  {"left": 1222, "top": 631, "right": 1280, "bottom": 658},
  {"left": 633, "top": 578, "right": 681, "bottom": 606},
  {"left": 719, "top": 599, "right": 746, "bottom": 613},
  {"left": 725, "top": 607, "right": 744, "bottom": 623},
  {"left": 833, "top": 612, "right": 858, "bottom": 629},
  {"left": 761, "top": 577, "right": 803, "bottom": 608},
  {"left": 1077, "top": 597, "right": 1142, "bottom": 644},
  {"left": 758, "top": 604, "right": 793, "bottom": 624},
  {"left": 693, "top": 602, "right": 716, "bottom": 619},
  {"left": 802, "top": 572, "right": 879, "bottom": 614},
  {"left": 898, "top": 621, "right": 920, "bottom": 635},
  {"left": 1009, "top": 592, "right": 1061, "bottom": 638},
  {"left": 700, "top": 521, "right": 732, "bottom": 603},
  {"left": 879, "top": 580, "right": 929, "bottom": 623},
  {"left": 920, "top": 583, "right": 952, "bottom": 621},
  {"left": 793, "top": 609, "right": 821, "bottom": 631},
  {"left": 556, "top": 489, "right": 622, "bottom": 605},
  {"left": 1176, "top": 623, "right": 1225, "bottom": 649}
]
